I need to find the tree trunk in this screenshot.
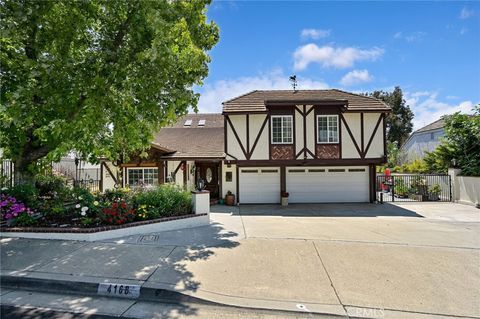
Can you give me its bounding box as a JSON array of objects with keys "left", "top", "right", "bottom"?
[
  {"left": 13, "top": 143, "right": 51, "bottom": 186},
  {"left": 14, "top": 158, "right": 35, "bottom": 185}
]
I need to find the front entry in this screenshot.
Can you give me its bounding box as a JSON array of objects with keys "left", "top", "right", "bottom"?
[{"left": 195, "top": 162, "right": 220, "bottom": 199}]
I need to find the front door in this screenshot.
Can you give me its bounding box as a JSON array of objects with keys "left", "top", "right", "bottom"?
[{"left": 196, "top": 162, "right": 220, "bottom": 199}]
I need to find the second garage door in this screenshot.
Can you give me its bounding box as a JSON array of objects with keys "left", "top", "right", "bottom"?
[
  {"left": 239, "top": 167, "right": 280, "bottom": 204},
  {"left": 286, "top": 166, "right": 369, "bottom": 203}
]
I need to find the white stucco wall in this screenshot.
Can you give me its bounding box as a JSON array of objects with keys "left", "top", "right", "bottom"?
[
  {"left": 305, "top": 109, "right": 315, "bottom": 158},
  {"left": 295, "top": 108, "right": 304, "bottom": 156},
  {"left": 226, "top": 117, "right": 246, "bottom": 160},
  {"left": 166, "top": 160, "right": 195, "bottom": 190},
  {"left": 222, "top": 162, "right": 237, "bottom": 199},
  {"left": 249, "top": 114, "right": 269, "bottom": 160},
  {"left": 458, "top": 176, "right": 480, "bottom": 206},
  {"left": 363, "top": 113, "right": 384, "bottom": 158},
  {"left": 101, "top": 162, "right": 119, "bottom": 191}
]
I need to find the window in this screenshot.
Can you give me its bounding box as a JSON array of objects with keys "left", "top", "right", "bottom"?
[
  {"left": 225, "top": 171, "right": 233, "bottom": 182},
  {"left": 128, "top": 168, "right": 158, "bottom": 186},
  {"left": 430, "top": 132, "right": 434, "bottom": 140},
  {"left": 271, "top": 115, "right": 293, "bottom": 144},
  {"left": 198, "top": 119, "right": 206, "bottom": 126},
  {"left": 184, "top": 119, "right": 192, "bottom": 126},
  {"left": 317, "top": 115, "right": 339, "bottom": 143}
]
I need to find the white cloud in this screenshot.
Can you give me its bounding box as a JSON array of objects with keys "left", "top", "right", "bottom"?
[
  {"left": 195, "top": 69, "right": 329, "bottom": 113},
  {"left": 393, "top": 31, "right": 426, "bottom": 42},
  {"left": 460, "top": 7, "right": 474, "bottom": 19},
  {"left": 293, "top": 44, "right": 384, "bottom": 70},
  {"left": 300, "top": 28, "right": 331, "bottom": 40},
  {"left": 405, "top": 91, "right": 476, "bottom": 130},
  {"left": 460, "top": 27, "right": 468, "bottom": 35},
  {"left": 340, "top": 69, "right": 373, "bottom": 86}
]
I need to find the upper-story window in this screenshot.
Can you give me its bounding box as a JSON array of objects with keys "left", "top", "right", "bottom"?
[
  {"left": 317, "top": 115, "right": 339, "bottom": 143},
  {"left": 271, "top": 115, "right": 293, "bottom": 144}
]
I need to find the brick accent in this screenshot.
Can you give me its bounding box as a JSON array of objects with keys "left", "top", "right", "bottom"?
[
  {"left": 316, "top": 144, "right": 340, "bottom": 159},
  {"left": 0, "top": 214, "right": 206, "bottom": 234},
  {"left": 270, "top": 145, "right": 294, "bottom": 160}
]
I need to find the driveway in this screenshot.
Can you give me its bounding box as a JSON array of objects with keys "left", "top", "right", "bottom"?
[{"left": 2, "top": 202, "right": 479, "bottom": 318}]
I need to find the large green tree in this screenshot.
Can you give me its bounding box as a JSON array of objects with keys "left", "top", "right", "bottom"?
[
  {"left": 424, "top": 105, "right": 480, "bottom": 175},
  {"left": 370, "top": 86, "right": 414, "bottom": 147},
  {"left": 0, "top": 0, "right": 218, "bottom": 181}
]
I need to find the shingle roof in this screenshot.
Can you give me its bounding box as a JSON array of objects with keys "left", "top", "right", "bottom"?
[
  {"left": 416, "top": 118, "right": 445, "bottom": 133},
  {"left": 152, "top": 114, "right": 224, "bottom": 159},
  {"left": 222, "top": 89, "right": 391, "bottom": 113}
]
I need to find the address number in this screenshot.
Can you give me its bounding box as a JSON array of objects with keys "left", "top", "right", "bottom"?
[{"left": 97, "top": 282, "right": 140, "bottom": 298}]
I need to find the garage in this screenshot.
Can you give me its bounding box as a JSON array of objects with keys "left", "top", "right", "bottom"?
[
  {"left": 286, "top": 166, "right": 369, "bottom": 203},
  {"left": 239, "top": 167, "right": 280, "bottom": 204}
]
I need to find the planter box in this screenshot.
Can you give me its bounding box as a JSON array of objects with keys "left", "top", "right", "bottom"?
[
  {"left": 409, "top": 194, "right": 428, "bottom": 201},
  {"left": 0, "top": 214, "right": 209, "bottom": 241},
  {"left": 281, "top": 197, "right": 288, "bottom": 206}
]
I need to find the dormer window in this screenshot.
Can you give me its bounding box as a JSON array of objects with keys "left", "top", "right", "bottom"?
[
  {"left": 198, "top": 119, "right": 206, "bottom": 126},
  {"left": 184, "top": 119, "right": 192, "bottom": 126}
]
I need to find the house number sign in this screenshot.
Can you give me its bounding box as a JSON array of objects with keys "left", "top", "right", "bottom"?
[{"left": 97, "top": 282, "right": 140, "bottom": 298}]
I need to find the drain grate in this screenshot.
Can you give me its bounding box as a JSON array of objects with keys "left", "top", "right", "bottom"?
[{"left": 137, "top": 235, "right": 160, "bottom": 243}]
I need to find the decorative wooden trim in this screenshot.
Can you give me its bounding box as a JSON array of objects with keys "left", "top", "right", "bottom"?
[
  {"left": 246, "top": 114, "right": 250, "bottom": 155},
  {"left": 224, "top": 116, "right": 228, "bottom": 156},
  {"left": 383, "top": 113, "right": 387, "bottom": 158},
  {"left": 305, "top": 105, "right": 315, "bottom": 116},
  {"left": 226, "top": 152, "right": 238, "bottom": 160},
  {"left": 340, "top": 114, "right": 363, "bottom": 158},
  {"left": 339, "top": 114, "right": 343, "bottom": 159},
  {"left": 268, "top": 114, "right": 272, "bottom": 159},
  {"left": 235, "top": 158, "right": 385, "bottom": 166},
  {"left": 226, "top": 115, "right": 249, "bottom": 159},
  {"left": 303, "top": 105, "right": 307, "bottom": 158},
  {"left": 294, "top": 105, "right": 304, "bottom": 116},
  {"left": 363, "top": 114, "right": 383, "bottom": 158},
  {"left": 360, "top": 112, "right": 365, "bottom": 158},
  {"left": 173, "top": 161, "right": 183, "bottom": 176},
  {"left": 248, "top": 115, "right": 269, "bottom": 159},
  {"left": 280, "top": 166, "right": 286, "bottom": 193},
  {"left": 183, "top": 162, "right": 187, "bottom": 189},
  {"left": 121, "top": 162, "right": 157, "bottom": 167},
  {"left": 236, "top": 165, "right": 239, "bottom": 203}
]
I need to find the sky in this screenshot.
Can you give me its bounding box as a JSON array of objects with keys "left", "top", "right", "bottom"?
[{"left": 194, "top": 1, "right": 480, "bottom": 130}]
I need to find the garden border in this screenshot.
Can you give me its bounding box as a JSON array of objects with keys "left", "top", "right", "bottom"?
[{"left": 0, "top": 213, "right": 209, "bottom": 241}]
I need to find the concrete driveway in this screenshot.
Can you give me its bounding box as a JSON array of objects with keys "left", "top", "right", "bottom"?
[{"left": 2, "top": 202, "right": 479, "bottom": 318}]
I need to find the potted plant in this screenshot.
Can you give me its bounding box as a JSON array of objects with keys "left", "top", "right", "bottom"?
[
  {"left": 393, "top": 178, "right": 409, "bottom": 198},
  {"left": 428, "top": 183, "right": 441, "bottom": 201},
  {"left": 225, "top": 191, "right": 235, "bottom": 206},
  {"left": 281, "top": 191, "right": 289, "bottom": 206},
  {"left": 409, "top": 176, "right": 428, "bottom": 201}
]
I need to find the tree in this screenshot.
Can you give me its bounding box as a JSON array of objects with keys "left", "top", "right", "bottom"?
[
  {"left": 424, "top": 105, "right": 480, "bottom": 176},
  {"left": 0, "top": 1, "right": 219, "bottom": 182},
  {"left": 370, "top": 87, "right": 414, "bottom": 147}
]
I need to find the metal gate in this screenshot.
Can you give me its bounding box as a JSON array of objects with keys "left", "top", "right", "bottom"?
[{"left": 376, "top": 174, "right": 452, "bottom": 202}]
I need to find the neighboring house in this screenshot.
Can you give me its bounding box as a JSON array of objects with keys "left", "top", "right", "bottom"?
[
  {"left": 101, "top": 89, "right": 391, "bottom": 204},
  {"left": 400, "top": 118, "right": 445, "bottom": 164}
]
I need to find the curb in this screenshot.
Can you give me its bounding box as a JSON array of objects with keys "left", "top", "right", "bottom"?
[
  {"left": 0, "top": 275, "right": 216, "bottom": 306},
  {"left": 0, "top": 275, "right": 349, "bottom": 318}
]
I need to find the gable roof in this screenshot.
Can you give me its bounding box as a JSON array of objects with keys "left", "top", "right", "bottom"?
[
  {"left": 152, "top": 114, "right": 224, "bottom": 159},
  {"left": 416, "top": 118, "right": 445, "bottom": 133},
  {"left": 222, "top": 89, "right": 391, "bottom": 113}
]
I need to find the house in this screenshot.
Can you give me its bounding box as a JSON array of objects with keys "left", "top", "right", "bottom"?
[
  {"left": 101, "top": 89, "right": 391, "bottom": 204},
  {"left": 400, "top": 118, "right": 445, "bottom": 164},
  {"left": 100, "top": 113, "right": 224, "bottom": 198}
]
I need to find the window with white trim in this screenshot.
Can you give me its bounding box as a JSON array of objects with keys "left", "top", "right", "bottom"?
[
  {"left": 127, "top": 168, "right": 158, "bottom": 186},
  {"left": 271, "top": 115, "right": 293, "bottom": 144},
  {"left": 317, "top": 115, "right": 339, "bottom": 143}
]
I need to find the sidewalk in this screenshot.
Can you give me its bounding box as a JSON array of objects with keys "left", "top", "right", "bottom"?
[{"left": 1, "top": 207, "right": 480, "bottom": 318}]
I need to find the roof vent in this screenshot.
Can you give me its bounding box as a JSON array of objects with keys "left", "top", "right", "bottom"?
[
  {"left": 198, "top": 119, "right": 206, "bottom": 126},
  {"left": 184, "top": 119, "right": 192, "bottom": 126}
]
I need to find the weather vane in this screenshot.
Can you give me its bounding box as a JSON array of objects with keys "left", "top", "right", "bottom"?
[{"left": 289, "top": 75, "right": 297, "bottom": 92}]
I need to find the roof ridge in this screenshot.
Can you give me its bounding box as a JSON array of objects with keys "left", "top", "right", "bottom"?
[
  {"left": 222, "top": 90, "right": 259, "bottom": 105},
  {"left": 331, "top": 89, "right": 390, "bottom": 107}
]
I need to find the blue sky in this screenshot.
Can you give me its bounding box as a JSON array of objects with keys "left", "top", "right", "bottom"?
[{"left": 194, "top": 1, "right": 480, "bottom": 130}]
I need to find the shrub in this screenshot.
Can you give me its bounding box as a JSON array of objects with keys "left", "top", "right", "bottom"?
[
  {"left": 101, "top": 201, "right": 136, "bottom": 225},
  {"left": 102, "top": 188, "right": 131, "bottom": 202},
  {"left": 0, "top": 194, "right": 36, "bottom": 226},
  {"left": 35, "top": 175, "right": 69, "bottom": 199},
  {"left": 133, "top": 184, "right": 192, "bottom": 218},
  {"left": 2, "top": 184, "right": 38, "bottom": 209}
]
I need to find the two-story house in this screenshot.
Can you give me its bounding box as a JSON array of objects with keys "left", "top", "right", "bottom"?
[
  {"left": 99, "top": 89, "right": 391, "bottom": 204},
  {"left": 399, "top": 118, "right": 445, "bottom": 164},
  {"left": 222, "top": 89, "right": 391, "bottom": 204}
]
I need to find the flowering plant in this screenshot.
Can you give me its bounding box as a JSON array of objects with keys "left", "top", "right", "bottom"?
[
  {"left": 0, "top": 194, "right": 35, "bottom": 226},
  {"left": 101, "top": 201, "right": 135, "bottom": 225}
]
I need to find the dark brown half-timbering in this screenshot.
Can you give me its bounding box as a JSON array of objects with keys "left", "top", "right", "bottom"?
[
  {"left": 271, "top": 145, "right": 294, "bottom": 160},
  {"left": 316, "top": 144, "right": 340, "bottom": 159}
]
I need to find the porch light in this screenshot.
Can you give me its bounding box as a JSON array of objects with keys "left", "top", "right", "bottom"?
[{"left": 197, "top": 178, "right": 205, "bottom": 191}]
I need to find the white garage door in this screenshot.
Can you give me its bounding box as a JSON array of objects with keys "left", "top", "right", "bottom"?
[
  {"left": 286, "top": 166, "right": 369, "bottom": 203},
  {"left": 239, "top": 167, "right": 280, "bottom": 204}
]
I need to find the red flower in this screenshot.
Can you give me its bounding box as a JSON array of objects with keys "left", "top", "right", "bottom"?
[
  {"left": 121, "top": 202, "right": 127, "bottom": 209},
  {"left": 112, "top": 202, "right": 118, "bottom": 209}
]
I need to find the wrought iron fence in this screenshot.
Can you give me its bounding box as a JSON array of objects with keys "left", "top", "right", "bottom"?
[
  {"left": 376, "top": 174, "right": 451, "bottom": 202},
  {"left": 73, "top": 179, "right": 101, "bottom": 192}
]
